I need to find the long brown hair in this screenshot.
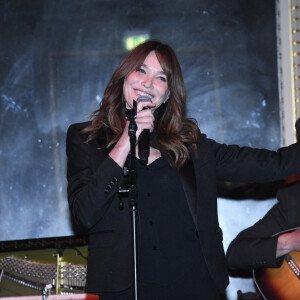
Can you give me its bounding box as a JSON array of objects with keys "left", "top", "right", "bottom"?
[{"left": 83, "top": 40, "right": 199, "bottom": 167}]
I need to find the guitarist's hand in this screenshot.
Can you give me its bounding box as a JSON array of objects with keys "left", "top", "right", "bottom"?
[{"left": 276, "top": 228, "right": 300, "bottom": 258}]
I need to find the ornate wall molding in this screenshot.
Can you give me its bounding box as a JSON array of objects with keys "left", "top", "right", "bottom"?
[{"left": 278, "top": 0, "right": 300, "bottom": 145}]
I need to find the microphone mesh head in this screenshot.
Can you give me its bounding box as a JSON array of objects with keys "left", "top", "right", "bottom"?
[{"left": 136, "top": 96, "right": 152, "bottom": 103}]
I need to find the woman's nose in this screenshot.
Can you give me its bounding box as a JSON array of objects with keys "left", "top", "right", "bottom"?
[{"left": 142, "top": 75, "right": 153, "bottom": 88}]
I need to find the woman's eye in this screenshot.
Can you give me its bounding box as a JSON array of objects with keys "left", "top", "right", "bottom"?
[
  {"left": 136, "top": 68, "right": 145, "bottom": 73},
  {"left": 158, "top": 76, "right": 167, "bottom": 82}
]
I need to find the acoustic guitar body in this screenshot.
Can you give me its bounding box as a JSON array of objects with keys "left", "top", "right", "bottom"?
[{"left": 254, "top": 251, "right": 300, "bottom": 300}]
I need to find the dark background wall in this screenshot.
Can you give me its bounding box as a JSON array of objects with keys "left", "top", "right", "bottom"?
[{"left": 0, "top": 0, "right": 279, "bottom": 245}]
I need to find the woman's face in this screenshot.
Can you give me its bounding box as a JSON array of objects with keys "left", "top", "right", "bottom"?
[{"left": 123, "top": 50, "right": 169, "bottom": 110}]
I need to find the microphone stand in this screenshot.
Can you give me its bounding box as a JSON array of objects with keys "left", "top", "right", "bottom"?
[{"left": 119, "top": 100, "right": 139, "bottom": 300}]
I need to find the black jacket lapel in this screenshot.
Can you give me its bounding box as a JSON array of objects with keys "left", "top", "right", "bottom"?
[{"left": 179, "top": 154, "right": 198, "bottom": 227}]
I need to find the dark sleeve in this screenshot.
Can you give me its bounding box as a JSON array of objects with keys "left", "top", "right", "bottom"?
[
  {"left": 226, "top": 218, "right": 283, "bottom": 270},
  {"left": 66, "top": 123, "right": 127, "bottom": 230},
  {"left": 226, "top": 182, "right": 300, "bottom": 269},
  {"left": 200, "top": 133, "right": 300, "bottom": 183}
]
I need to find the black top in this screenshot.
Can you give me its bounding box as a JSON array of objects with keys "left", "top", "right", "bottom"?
[{"left": 135, "top": 156, "right": 217, "bottom": 298}]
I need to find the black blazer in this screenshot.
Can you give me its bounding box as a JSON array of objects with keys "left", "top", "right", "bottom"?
[
  {"left": 226, "top": 181, "right": 300, "bottom": 270},
  {"left": 66, "top": 121, "right": 300, "bottom": 293}
]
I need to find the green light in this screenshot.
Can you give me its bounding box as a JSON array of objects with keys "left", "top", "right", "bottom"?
[{"left": 123, "top": 34, "right": 150, "bottom": 51}]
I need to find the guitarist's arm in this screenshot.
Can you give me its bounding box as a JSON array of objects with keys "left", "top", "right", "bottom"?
[
  {"left": 227, "top": 182, "right": 300, "bottom": 270},
  {"left": 226, "top": 220, "right": 282, "bottom": 270}
]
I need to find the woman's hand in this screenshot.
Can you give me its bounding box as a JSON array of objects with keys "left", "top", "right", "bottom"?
[
  {"left": 135, "top": 99, "right": 156, "bottom": 139},
  {"left": 109, "top": 99, "right": 156, "bottom": 167}
]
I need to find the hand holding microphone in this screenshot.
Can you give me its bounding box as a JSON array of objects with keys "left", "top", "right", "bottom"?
[{"left": 136, "top": 96, "right": 154, "bottom": 164}]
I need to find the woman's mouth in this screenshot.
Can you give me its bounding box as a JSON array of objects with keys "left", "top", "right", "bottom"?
[{"left": 134, "top": 89, "right": 153, "bottom": 99}]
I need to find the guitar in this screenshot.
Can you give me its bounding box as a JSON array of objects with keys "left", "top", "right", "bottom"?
[{"left": 253, "top": 228, "right": 300, "bottom": 300}]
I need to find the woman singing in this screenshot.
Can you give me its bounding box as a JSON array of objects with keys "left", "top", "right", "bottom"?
[{"left": 66, "top": 40, "right": 300, "bottom": 299}]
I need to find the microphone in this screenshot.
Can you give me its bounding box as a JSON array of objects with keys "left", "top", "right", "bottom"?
[{"left": 136, "top": 96, "right": 152, "bottom": 164}]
